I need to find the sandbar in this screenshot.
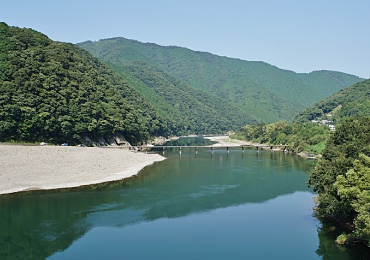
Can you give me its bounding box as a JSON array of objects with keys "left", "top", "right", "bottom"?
[
  {"left": 0, "top": 144, "right": 165, "bottom": 195},
  {"left": 205, "top": 135, "right": 254, "bottom": 147},
  {"left": 206, "top": 135, "right": 284, "bottom": 151}
]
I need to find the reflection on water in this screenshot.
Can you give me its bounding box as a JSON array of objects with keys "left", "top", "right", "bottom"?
[{"left": 0, "top": 138, "right": 368, "bottom": 259}]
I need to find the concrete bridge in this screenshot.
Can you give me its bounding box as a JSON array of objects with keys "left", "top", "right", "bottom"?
[{"left": 131, "top": 144, "right": 289, "bottom": 154}]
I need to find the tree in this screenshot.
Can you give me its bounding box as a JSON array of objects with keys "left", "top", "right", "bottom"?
[
  {"left": 334, "top": 154, "right": 370, "bottom": 245},
  {"left": 308, "top": 117, "right": 370, "bottom": 246}
]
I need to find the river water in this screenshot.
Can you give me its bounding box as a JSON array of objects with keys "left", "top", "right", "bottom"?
[{"left": 0, "top": 137, "right": 369, "bottom": 259}]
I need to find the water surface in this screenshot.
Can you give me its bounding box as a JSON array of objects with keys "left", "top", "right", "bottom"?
[{"left": 0, "top": 137, "right": 368, "bottom": 259}]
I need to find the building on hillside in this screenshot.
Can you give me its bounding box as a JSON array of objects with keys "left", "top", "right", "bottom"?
[{"left": 311, "top": 119, "right": 336, "bottom": 131}]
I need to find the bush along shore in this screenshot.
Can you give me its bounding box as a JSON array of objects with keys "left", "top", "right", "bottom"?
[{"left": 231, "top": 121, "right": 332, "bottom": 157}]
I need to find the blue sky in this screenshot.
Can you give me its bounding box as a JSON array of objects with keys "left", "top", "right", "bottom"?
[{"left": 1, "top": 0, "right": 369, "bottom": 78}]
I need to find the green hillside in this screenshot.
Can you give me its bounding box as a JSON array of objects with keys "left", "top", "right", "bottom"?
[
  {"left": 0, "top": 23, "right": 169, "bottom": 145},
  {"left": 294, "top": 79, "right": 370, "bottom": 122},
  {"left": 79, "top": 37, "right": 363, "bottom": 122},
  {"left": 0, "top": 23, "right": 255, "bottom": 145},
  {"left": 232, "top": 121, "right": 331, "bottom": 154},
  {"left": 109, "top": 61, "right": 256, "bottom": 134}
]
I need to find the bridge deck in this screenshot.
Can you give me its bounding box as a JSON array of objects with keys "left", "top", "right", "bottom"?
[{"left": 132, "top": 144, "right": 288, "bottom": 149}]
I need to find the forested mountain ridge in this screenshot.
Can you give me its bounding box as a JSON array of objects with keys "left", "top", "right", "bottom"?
[
  {"left": 109, "top": 60, "right": 256, "bottom": 134},
  {"left": 0, "top": 23, "right": 255, "bottom": 145},
  {"left": 79, "top": 37, "right": 363, "bottom": 122},
  {"left": 294, "top": 79, "right": 370, "bottom": 122},
  {"left": 0, "top": 22, "right": 169, "bottom": 145}
]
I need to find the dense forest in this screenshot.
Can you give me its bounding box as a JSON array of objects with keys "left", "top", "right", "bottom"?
[
  {"left": 308, "top": 117, "right": 370, "bottom": 246},
  {"left": 0, "top": 23, "right": 254, "bottom": 145},
  {"left": 108, "top": 60, "right": 256, "bottom": 134},
  {"left": 0, "top": 22, "right": 169, "bottom": 145},
  {"left": 295, "top": 79, "right": 370, "bottom": 123},
  {"left": 232, "top": 121, "right": 331, "bottom": 154},
  {"left": 79, "top": 37, "right": 363, "bottom": 123}
]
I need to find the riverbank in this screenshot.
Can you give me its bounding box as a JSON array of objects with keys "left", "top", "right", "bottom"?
[
  {"left": 206, "top": 136, "right": 319, "bottom": 158},
  {"left": 205, "top": 135, "right": 282, "bottom": 150},
  {"left": 0, "top": 144, "right": 165, "bottom": 195},
  {"left": 205, "top": 135, "right": 253, "bottom": 147}
]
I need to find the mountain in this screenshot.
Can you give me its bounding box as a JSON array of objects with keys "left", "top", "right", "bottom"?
[
  {"left": 78, "top": 37, "right": 364, "bottom": 122},
  {"left": 0, "top": 22, "right": 170, "bottom": 145},
  {"left": 294, "top": 79, "right": 370, "bottom": 122},
  {"left": 108, "top": 60, "right": 256, "bottom": 134},
  {"left": 0, "top": 23, "right": 254, "bottom": 145}
]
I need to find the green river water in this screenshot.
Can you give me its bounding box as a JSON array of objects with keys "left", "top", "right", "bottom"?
[{"left": 1, "top": 137, "right": 369, "bottom": 259}]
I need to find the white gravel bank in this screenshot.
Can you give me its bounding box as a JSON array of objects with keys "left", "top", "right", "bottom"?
[{"left": 0, "top": 145, "right": 165, "bottom": 195}]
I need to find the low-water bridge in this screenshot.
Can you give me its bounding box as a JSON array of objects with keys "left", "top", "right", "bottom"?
[{"left": 131, "top": 145, "right": 289, "bottom": 154}]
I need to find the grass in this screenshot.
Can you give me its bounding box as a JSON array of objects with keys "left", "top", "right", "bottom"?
[{"left": 304, "top": 141, "right": 327, "bottom": 155}]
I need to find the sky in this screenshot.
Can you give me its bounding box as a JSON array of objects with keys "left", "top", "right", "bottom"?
[{"left": 1, "top": 0, "right": 369, "bottom": 78}]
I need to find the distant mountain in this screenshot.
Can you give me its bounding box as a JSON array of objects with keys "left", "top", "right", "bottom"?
[
  {"left": 79, "top": 37, "right": 363, "bottom": 122},
  {"left": 108, "top": 60, "right": 256, "bottom": 134},
  {"left": 294, "top": 79, "right": 370, "bottom": 122}
]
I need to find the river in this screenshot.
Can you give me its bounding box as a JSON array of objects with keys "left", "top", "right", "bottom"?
[{"left": 0, "top": 137, "right": 368, "bottom": 259}]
